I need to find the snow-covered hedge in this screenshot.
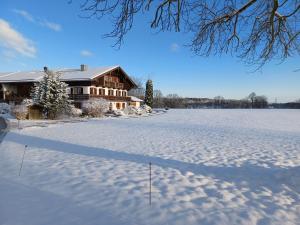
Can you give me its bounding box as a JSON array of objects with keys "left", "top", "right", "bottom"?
[
  {"left": 82, "top": 98, "right": 109, "bottom": 117},
  {"left": 0, "top": 103, "right": 11, "bottom": 114}
]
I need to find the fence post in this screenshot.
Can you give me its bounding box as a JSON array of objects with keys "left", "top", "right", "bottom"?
[
  {"left": 19, "top": 145, "right": 27, "bottom": 176},
  {"left": 149, "top": 162, "right": 152, "bottom": 205}
]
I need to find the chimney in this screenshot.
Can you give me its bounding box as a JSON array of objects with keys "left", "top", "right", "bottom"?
[
  {"left": 80, "top": 64, "right": 88, "bottom": 71},
  {"left": 43, "top": 66, "right": 48, "bottom": 72}
]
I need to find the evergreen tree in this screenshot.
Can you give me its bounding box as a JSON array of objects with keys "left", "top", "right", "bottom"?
[
  {"left": 144, "top": 79, "right": 153, "bottom": 108},
  {"left": 31, "top": 70, "right": 72, "bottom": 119}
]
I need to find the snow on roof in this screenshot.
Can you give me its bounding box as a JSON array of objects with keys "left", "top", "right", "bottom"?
[
  {"left": 0, "top": 66, "right": 119, "bottom": 83},
  {"left": 130, "top": 96, "right": 143, "bottom": 102}
]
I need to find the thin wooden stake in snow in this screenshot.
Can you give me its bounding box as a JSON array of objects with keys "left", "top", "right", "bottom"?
[
  {"left": 19, "top": 145, "right": 27, "bottom": 176},
  {"left": 149, "top": 162, "right": 152, "bottom": 205}
]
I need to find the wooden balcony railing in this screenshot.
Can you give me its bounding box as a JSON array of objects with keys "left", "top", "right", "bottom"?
[
  {"left": 104, "top": 81, "right": 124, "bottom": 89},
  {"left": 90, "top": 94, "right": 131, "bottom": 101},
  {"left": 69, "top": 94, "right": 131, "bottom": 101},
  {"left": 68, "top": 94, "right": 90, "bottom": 100}
]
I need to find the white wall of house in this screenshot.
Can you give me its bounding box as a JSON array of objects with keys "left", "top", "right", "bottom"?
[
  {"left": 83, "top": 87, "right": 89, "bottom": 94},
  {"left": 67, "top": 86, "right": 135, "bottom": 111},
  {"left": 129, "top": 101, "right": 141, "bottom": 108},
  {"left": 68, "top": 86, "right": 130, "bottom": 97},
  {"left": 109, "top": 101, "right": 127, "bottom": 110}
]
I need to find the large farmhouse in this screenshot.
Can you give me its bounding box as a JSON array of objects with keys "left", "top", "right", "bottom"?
[{"left": 0, "top": 65, "right": 142, "bottom": 110}]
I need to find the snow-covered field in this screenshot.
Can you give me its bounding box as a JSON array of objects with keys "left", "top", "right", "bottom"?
[{"left": 1, "top": 109, "right": 300, "bottom": 225}]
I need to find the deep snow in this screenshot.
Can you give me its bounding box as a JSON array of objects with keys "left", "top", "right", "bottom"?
[{"left": 0, "top": 109, "right": 300, "bottom": 225}]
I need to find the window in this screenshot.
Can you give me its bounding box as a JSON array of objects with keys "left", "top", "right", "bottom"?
[
  {"left": 122, "top": 91, "right": 127, "bottom": 97},
  {"left": 73, "top": 87, "right": 83, "bottom": 94},
  {"left": 99, "top": 88, "right": 105, "bottom": 95},
  {"left": 116, "top": 103, "right": 120, "bottom": 109},
  {"left": 122, "top": 103, "right": 126, "bottom": 109},
  {"left": 108, "top": 90, "right": 114, "bottom": 96},
  {"left": 90, "top": 87, "right": 97, "bottom": 95}
]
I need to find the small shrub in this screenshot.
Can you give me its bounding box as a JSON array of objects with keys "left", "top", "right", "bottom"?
[
  {"left": 82, "top": 98, "right": 109, "bottom": 117},
  {"left": 12, "top": 104, "right": 28, "bottom": 120},
  {"left": 69, "top": 105, "right": 82, "bottom": 117},
  {"left": 0, "top": 103, "right": 11, "bottom": 114},
  {"left": 141, "top": 104, "right": 152, "bottom": 113},
  {"left": 123, "top": 105, "right": 139, "bottom": 115},
  {"left": 113, "top": 110, "right": 126, "bottom": 117}
]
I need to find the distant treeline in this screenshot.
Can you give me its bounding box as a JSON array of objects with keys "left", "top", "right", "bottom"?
[{"left": 129, "top": 87, "right": 300, "bottom": 109}]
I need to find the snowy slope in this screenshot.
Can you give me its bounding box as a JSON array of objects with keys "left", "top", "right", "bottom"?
[{"left": 0, "top": 109, "right": 300, "bottom": 225}]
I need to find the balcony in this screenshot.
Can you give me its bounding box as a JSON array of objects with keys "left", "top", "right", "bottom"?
[
  {"left": 90, "top": 94, "right": 131, "bottom": 101},
  {"left": 68, "top": 94, "right": 90, "bottom": 100},
  {"left": 104, "top": 81, "right": 124, "bottom": 89},
  {"left": 69, "top": 94, "right": 131, "bottom": 101}
]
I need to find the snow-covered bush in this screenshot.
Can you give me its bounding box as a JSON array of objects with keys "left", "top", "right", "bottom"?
[
  {"left": 141, "top": 104, "right": 152, "bottom": 113},
  {"left": 82, "top": 98, "right": 109, "bottom": 117},
  {"left": 31, "top": 70, "right": 73, "bottom": 119},
  {"left": 123, "top": 105, "right": 139, "bottom": 115},
  {"left": 123, "top": 104, "right": 152, "bottom": 116},
  {"left": 112, "top": 110, "right": 126, "bottom": 117},
  {"left": 12, "top": 104, "right": 28, "bottom": 120},
  {"left": 0, "top": 103, "right": 11, "bottom": 114},
  {"left": 69, "top": 105, "right": 82, "bottom": 117},
  {"left": 21, "top": 98, "right": 33, "bottom": 107}
]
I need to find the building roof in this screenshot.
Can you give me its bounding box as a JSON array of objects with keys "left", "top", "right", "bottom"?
[
  {"left": 130, "top": 96, "right": 144, "bottom": 102},
  {"left": 0, "top": 65, "right": 131, "bottom": 83}
]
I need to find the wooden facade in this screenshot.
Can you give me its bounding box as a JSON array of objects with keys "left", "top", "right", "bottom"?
[{"left": 0, "top": 66, "right": 139, "bottom": 110}]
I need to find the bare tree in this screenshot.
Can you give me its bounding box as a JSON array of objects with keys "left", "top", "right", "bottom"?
[
  {"left": 72, "top": 0, "right": 300, "bottom": 66},
  {"left": 164, "top": 93, "right": 185, "bottom": 108},
  {"left": 153, "top": 89, "right": 164, "bottom": 108},
  {"left": 254, "top": 95, "right": 268, "bottom": 108},
  {"left": 248, "top": 92, "right": 257, "bottom": 108},
  {"left": 128, "top": 76, "right": 145, "bottom": 98},
  {"left": 214, "top": 96, "right": 225, "bottom": 108}
]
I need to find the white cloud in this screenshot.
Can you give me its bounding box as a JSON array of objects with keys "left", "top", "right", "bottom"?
[
  {"left": 80, "top": 50, "right": 93, "bottom": 57},
  {"left": 13, "top": 9, "right": 34, "bottom": 22},
  {"left": 13, "top": 9, "right": 62, "bottom": 32},
  {"left": 40, "top": 20, "right": 62, "bottom": 32},
  {"left": 0, "top": 18, "right": 36, "bottom": 58},
  {"left": 170, "top": 43, "right": 180, "bottom": 52}
]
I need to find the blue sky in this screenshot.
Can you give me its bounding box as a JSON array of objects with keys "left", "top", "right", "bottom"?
[{"left": 0, "top": 0, "right": 299, "bottom": 102}]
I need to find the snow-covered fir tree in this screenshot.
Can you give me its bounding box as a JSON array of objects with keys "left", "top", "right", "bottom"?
[
  {"left": 144, "top": 79, "right": 153, "bottom": 108},
  {"left": 31, "top": 70, "right": 72, "bottom": 119}
]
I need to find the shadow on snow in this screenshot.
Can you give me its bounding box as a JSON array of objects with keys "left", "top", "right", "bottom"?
[{"left": 6, "top": 132, "right": 300, "bottom": 196}]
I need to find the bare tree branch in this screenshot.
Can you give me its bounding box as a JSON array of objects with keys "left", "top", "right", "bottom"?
[{"left": 71, "top": 0, "right": 300, "bottom": 67}]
